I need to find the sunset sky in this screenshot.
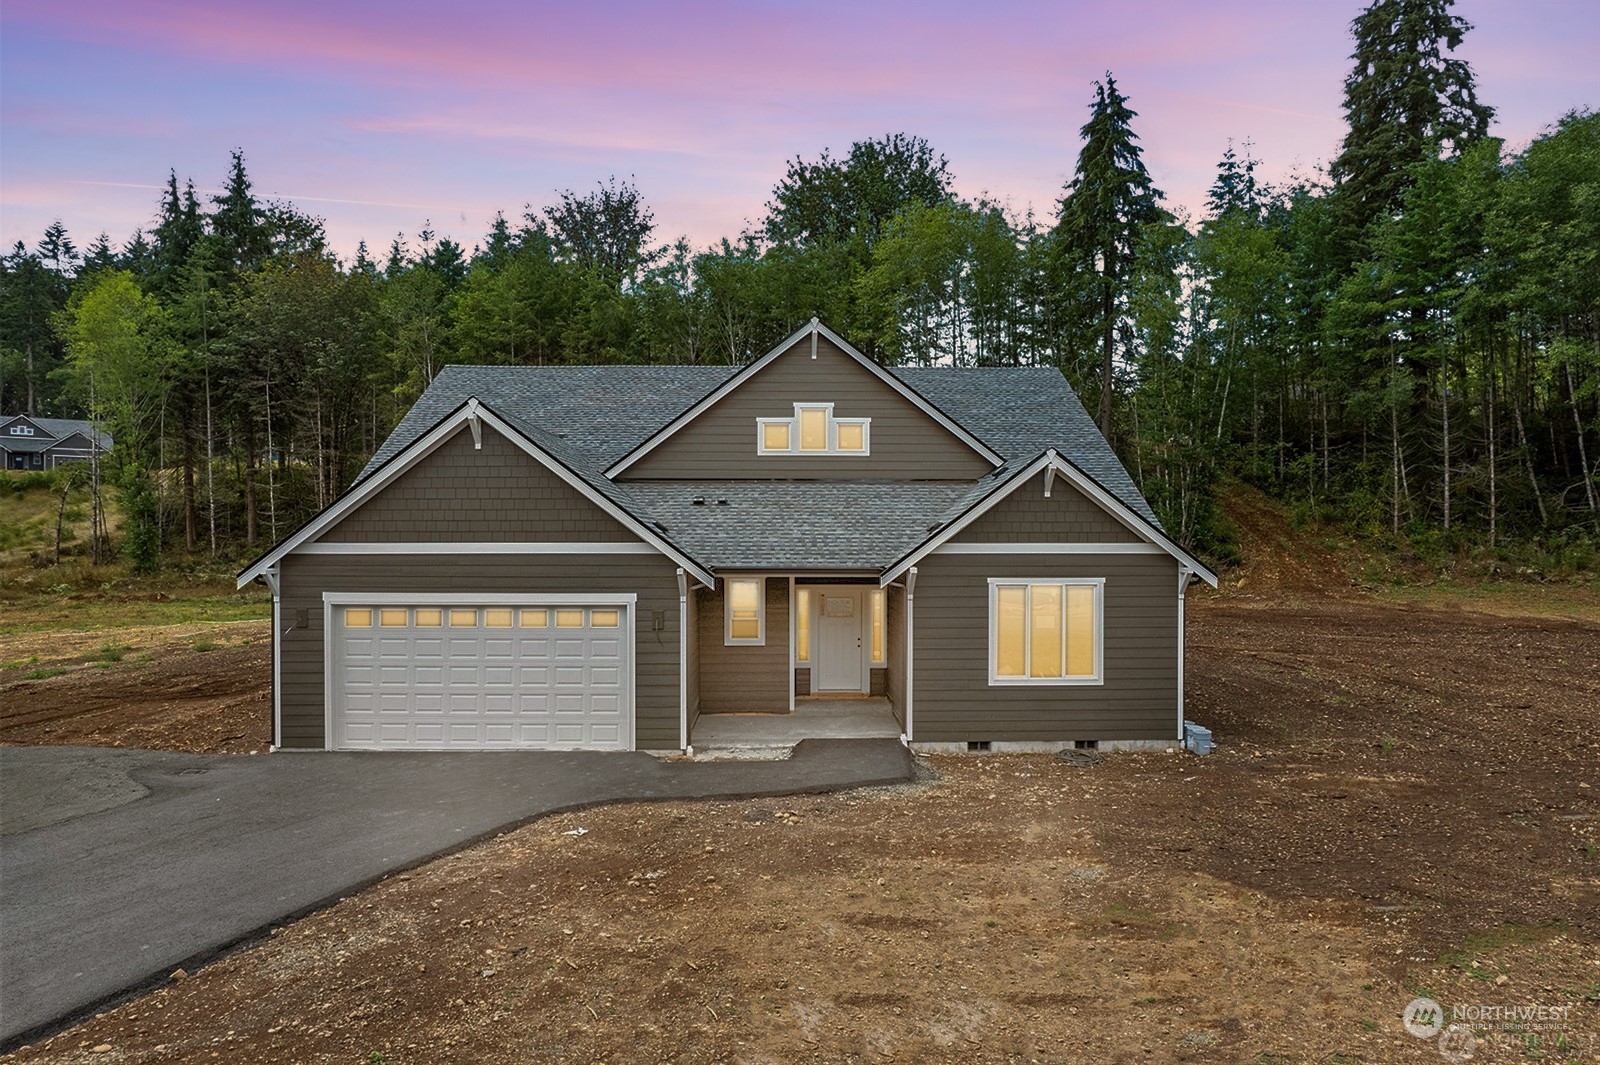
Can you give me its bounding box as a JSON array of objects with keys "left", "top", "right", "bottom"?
[{"left": 2, "top": 0, "right": 1595, "bottom": 262}]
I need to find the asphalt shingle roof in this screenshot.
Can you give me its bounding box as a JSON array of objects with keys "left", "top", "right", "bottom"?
[
  {"left": 354, "top": 359, "right": 1159, "bottom": 572},
  {"left": 0, "top": 416, "right": 112, "bottom": 453}
]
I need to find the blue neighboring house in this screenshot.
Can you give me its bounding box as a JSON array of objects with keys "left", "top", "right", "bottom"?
[{"left": 1, "top": 415, "right": 112, "bottom": 471}]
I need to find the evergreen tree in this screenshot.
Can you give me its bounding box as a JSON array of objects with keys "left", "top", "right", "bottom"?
[
  {"left": 764, "top": 134, "right": 954, "bottom": 251},
  {"left": 1329, "top": 0, "right": 1493, "bottom": 250},
  {"left": 210, "top": 150, "right": 271, "bottom": 275},
  {"left": 1052, "top": 73, "right": 1168, "bottom": 437}
]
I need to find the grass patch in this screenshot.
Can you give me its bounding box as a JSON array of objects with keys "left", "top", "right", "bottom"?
[
  {"left": 22, "top": 667, "right": 66, "bottom": 680},
  {"left": 1439, "top": 921, "right": 1568, "bottom": 973},
  {"left": 93, "top": 642, "right": 131, "bottom": 663},
  {"left": 192, "top": 639, "right": 217, "bottom": 653}
]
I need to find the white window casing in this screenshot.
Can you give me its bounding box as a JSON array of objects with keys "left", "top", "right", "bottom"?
[
  {"left": 987, "top": 577, "right": 1105, "bottom": 686},
  {"left": 725, "top": 576, "right": 765, "bottom": 645},
  {"left": 756, "top": 403, "right": 871, "bottom": 456}
]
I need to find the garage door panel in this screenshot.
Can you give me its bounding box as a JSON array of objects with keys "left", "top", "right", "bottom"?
[{"left": 334, "top": 601, "right": 631, "bottom": 750}]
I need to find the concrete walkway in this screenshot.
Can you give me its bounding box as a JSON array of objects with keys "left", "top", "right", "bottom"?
[
  {"left": 0, "top": 740, "right": 914, "bottom": 1049},
  {"left": 692, "top": 697, "right": 901, "bottom": 753}
]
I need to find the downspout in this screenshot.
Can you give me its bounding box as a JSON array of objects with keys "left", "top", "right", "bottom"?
[
  {"left": 1177, "top": 566, "right": 1190, "bottom": 742},
  {"left": 264, "top": 565, "right": 282, "bottom": 751},
  {"left": 677, "top": 568, "right": 689, "bottom": 755},
  {"left": 903, "top": 566, "right": 917, "bottom": 746}
]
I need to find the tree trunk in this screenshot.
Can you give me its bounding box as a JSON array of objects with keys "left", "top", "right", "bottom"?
[
  {"left": 182, "top": 412, "right": 197, "bottom": 551},
  {"left": 244, "top": 429, "right": 259, "bottom": 546},
  {"left": 1098, "top": 270, "right": 1114, "bottom": 439},
  {"left": 1440, "top": 365, "right": 1451, "bottom": 530},
  {"left": 1565, "top": 359, "right": 1598, "bottom": 512},
  {"left": 1510, "top": 375, "right": 1547, "bottom": 526}
]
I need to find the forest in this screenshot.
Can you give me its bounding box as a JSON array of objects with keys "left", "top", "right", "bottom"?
[{"left": 1, "top": 0, "right": 1595, "bottom": 576}]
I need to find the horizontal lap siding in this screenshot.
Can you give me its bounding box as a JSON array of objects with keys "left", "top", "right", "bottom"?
[
  {"left": 913, "top": 554, "right": 1179, "bottom": 742},
  {"left": 621, "top": 338, "right": 993, "bottom": 481},
  {"left": 695, "top": 578, "right": 790, "bottom": 712},
  {"left": 954, "top": 472, "right": 1141, "bottom": 543},
  {"left": 326, "top": 426, "right": 633, "bottom": 543},
  {"left": 885, "top": 585, "right": 906, "bottom": 726},
  {"left": 279, "top": 554, "right": 682, "bottom": 750}
]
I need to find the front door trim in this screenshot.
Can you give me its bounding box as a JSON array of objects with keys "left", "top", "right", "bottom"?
[{"left": 809, "top": 585, "right": 868, "bottom": 693}]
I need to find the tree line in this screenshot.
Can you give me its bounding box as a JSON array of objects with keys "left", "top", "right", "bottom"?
[{"left": 2, "top": 0, "right": 1595, "bottom": 573}]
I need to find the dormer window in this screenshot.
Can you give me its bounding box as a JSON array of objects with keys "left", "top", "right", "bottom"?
[{"left": 756, "top": 404, "right": 870, "bottom": 456}]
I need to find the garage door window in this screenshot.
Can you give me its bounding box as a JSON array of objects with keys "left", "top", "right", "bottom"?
[
  {"left": 520, "top": 608, "right": 548, "bottom": 628},
  {"left": 380, "top": 608, "right": 407, "bottom": 627},
  {"left": 449, "top": 608, "right": 476, "bottom": 626},
  {"left": 485, "top": 608, "right": 513, "bottom": 628},
  {"left": 590, "top": 609, "right": 620, "bottom": 627},
  {"left": 415, "top": 609, "right": 443, "bottom": 627},
  {"left": 345, "top": 608, "right": 373, "bottom": 627},
  {"left": 555, "top": 608, "right": 585, "bottom": 628}
]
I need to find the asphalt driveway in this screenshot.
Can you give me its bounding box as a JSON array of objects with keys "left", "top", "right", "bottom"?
[{"left": 0, "top": 740, "right": 914, "bottom": 1049}]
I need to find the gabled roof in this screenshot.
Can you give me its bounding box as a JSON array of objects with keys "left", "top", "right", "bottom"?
[
  {"left": 0, "top": 415, "right": 112, "bottom": 452},
  {"left": 245, "top": 324, "right": 1209, "bottom": 583},
  {"left": 882, "top": 450, "right": 1219, "bottom": 587},
  {"left": 603, "top": 319, "right": 1003, "bottom": 476},
  {"left": 237, "top": 399, "right": 715, "bottom": 589}
]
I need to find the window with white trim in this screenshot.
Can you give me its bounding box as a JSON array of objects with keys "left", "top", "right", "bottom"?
[
  {"left": 756, "top": 403, "right": 869, "bottom": 456},
  {"left": 9, "top": 425, "right": 35, "bottom": 436},
  {"left": 725, "top": 576, "right": 764, "bottom": 645},
  {"left": 795, "top": 588, "right": 811, "bottom": 663},
  {"left": 988, "top": 578, "right": 1103, "bottom": 684}
]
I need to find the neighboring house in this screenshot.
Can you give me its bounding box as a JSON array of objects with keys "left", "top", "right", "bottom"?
[
  {"left": 1, "top": 415, "right": 112, "bottom": 471},
  {"left": 238, "top": 320, "right": 1217, "bottom": 753}
]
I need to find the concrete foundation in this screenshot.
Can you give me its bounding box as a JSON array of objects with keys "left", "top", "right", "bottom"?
[
  {"left": 908, "top": 738, "right": 1178, "bottom": 755},
  {"left": 691, "top": 697, "right": 900, "bottom": 758}
]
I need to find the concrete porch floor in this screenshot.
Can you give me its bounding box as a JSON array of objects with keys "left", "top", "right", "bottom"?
[{"left": 691, "top": 697, "right": 901, "bottom": 756}]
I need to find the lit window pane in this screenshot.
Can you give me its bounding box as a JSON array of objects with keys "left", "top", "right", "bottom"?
[
  {"left": 796, "top": 589, "right": 811, "bottom": 662},
  {"left": 837, "top": 422, "right": 865, "bottom": 452},
  {"left": 590, "top": 609, "right": 619, "bottom": 627},
  {"left": 555, "top": 609, "right": 585, "bottom": 629},
  {"left": 1029, "top": 585, "right": 1062, "bottom": 678},
  {"left": 520, "top": 608, "right": 548, "bottom": 628},
  {"left": 345, "top": 608, "right": 372, "bottom": 628},
  {"left": 415, "top": 609, "right": 442, "bottom": 627},
  {"left": 728, "top": 577, "right": 761, "bottom": 642},
  {"left": 484, "top": 608, "right": 513, "bottom": 628},
  {"left": 449, "top": 609, "right": 477, "bottom": 627},
  {"left": 380, "top": 608, "right": 408, "bottom": 627},
  {"left": 762, "top": 422, "right": 791, "bottom": 451},
  {"left": 1066, "top": 585, "right": 1096, "bottom": 676},
  {"left": 995, "top": 586, "right": 1026, "bottom": 677},
  {"left": 870, "top": 589, "right": 885, "bottom": 663},
  {"left": 799, "top": 408, "right": 827, "bottom": 451}
]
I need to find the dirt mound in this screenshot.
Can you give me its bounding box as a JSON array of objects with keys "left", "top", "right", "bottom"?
[{"left": 1213, "top": 481, "right": 1360, "bottom": 598}]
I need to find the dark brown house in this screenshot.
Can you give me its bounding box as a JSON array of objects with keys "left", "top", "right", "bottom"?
[{"left": 238, "top": 321, "right": 1216, "bottom": 753}]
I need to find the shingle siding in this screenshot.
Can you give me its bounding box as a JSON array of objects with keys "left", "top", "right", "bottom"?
[
  {"left": 953, "top": 471, "right": 1142, "bottom": 544},
  {"left": 620, "top": 337, "right": 995, "bottom": 481},
  {"left": 326, "top": 426, "right": 634, "bottom": 543}
]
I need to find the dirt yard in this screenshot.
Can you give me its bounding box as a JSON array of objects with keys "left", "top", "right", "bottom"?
[{"left": 4, "top": 587, "right": 1597, "bottom": 1063}]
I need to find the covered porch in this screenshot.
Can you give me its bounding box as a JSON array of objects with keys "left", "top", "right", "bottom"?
[{"left": 684, "top": 575, "right": 908, "bottom": 755}]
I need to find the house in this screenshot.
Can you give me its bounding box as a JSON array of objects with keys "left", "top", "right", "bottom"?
[
  {"left": 237, "top": 320, "right": 1216, "bottom": 754},
  {"left": 1, "top": 415, "right": 112, "bottom": 471}
]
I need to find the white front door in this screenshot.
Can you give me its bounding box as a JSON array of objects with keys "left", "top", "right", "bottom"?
[{"left": 815, "top": 589, "right": 865, "bottom": 692}]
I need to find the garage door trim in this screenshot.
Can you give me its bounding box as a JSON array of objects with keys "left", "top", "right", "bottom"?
[{"left": 322, "top": 591, "right": 638, "bottom": 752}]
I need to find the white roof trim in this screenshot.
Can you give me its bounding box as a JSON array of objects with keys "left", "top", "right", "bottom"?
[
  {"left": 881, "top": 450, "right": 1219, "bottom": 587},
  {"left": 237, "top": 400, "right": 715, "bottom": 589},
  {"left": 603, "top": 318, "right": 1002, "bottom": 477}
]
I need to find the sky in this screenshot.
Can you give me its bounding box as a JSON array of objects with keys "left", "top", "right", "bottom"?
[{"left": 2, "top": 0, "right": 1595, "bottom": 263}]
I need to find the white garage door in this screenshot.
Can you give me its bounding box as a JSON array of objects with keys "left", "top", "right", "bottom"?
[{"left": 331, "top": 602, "right": 631, "bottom": 750}]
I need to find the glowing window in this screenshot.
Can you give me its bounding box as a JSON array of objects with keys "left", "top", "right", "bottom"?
[
  {"left": 484, "top": 608, "right": 513, "bottom": 628},
  {"left": 449, "top": 609, "right": 477, "bottom": 627},
  {"left": 869, "top": 588, "right": 885, "bottom": 664},
  {"left": 989, "top": 580, "right": 1103, "bottom": 685},
  {"left": 520, "top": 609, "right": 549, "bottom": 628},
  {"left": 415, "top": 609, "right": 442, "bottom": 627},
  {"left": 379, "top": 608, "right": 408, "bottom": 627},
  {"left": 590, "top": 609, "right": 620, "bottom": 628},
  {"left": 796, "top": 588, "right": 811, "bottom": 663},
  {"left": 725, "top": 577, "right": 763, "bottom": 645},
  {"left": 555, "top": 609, "right": 585, "bottom": 629},
  {"left": 756, "top": 404, "right": 870, "bottom": 456},
  {"left": 345, "top": 608, "right": 373, "bottom": 628}
]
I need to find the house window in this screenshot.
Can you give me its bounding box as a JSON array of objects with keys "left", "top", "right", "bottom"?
[
  {"left": 988, "top": 579, "right": 1103, "bottom": 685},
  {"left": 796, "top": 588, "right": 811, "bottom": 663},
  {"left": 869, "top": 588, "right": 885, "bottom": 665},
  {"left": 9, "top": 425, "right": 34, "bottom": 436},
  {"left": 756, "top": 404, "right": 870, "bottom": 456},
  {"left": 725, "top": 577, "right": 764, "bottom": 645}
]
